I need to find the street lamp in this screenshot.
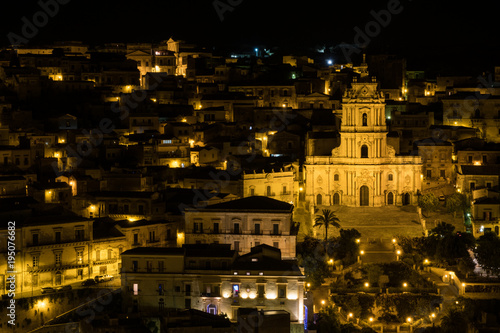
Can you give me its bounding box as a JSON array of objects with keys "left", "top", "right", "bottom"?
[
  {"left": 364, "top": 282, "right": 370, "bottom": 288},
  {"left": 348, "top": 313, "right": 353, "bottom": 321},
  {"left": 407, "top": 317, "right": 413, "bottom": 332},
  {"left": 403, "top": 282, "right": 408, "bottom": 288},
  {"left": 358, "top": 250, "right": 364, "bottom": 264},
  {"left": 396, "top": 250, "right": 401, "bottom": 261},
  {"left": 321, "top": 300, "right": 325, "bottom": 306}
]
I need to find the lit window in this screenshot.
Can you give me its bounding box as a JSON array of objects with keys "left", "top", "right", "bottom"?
[{"left": 133, "top": 283, "right": 139, "bottom": 295}]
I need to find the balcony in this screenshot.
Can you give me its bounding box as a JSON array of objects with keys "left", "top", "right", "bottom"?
[
  {"left": 200, "top": 292, "right": 221, "bottom": 297},
  {"left": 27, "top": 238, "right": 89, "bottom": 249},
  {"left": 93, "top": 258, "right": 117, "bottom": 266}
]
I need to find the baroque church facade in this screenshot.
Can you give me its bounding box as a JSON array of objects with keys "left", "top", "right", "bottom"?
[{"left": 304, "top": 78, "right": 422, "bottom": 207}]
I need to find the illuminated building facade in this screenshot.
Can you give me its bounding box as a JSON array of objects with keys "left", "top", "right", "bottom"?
[
  {"left": 305, "top": 79, "right": 422, "bottom": 207},
  {"left": 183, "top": 196, "right": 297, "bottom": 259},
  {"left": 120, "top": 244, "right": 305, "bottom": 326}
]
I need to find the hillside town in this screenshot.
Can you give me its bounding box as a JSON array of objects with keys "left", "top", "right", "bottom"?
[{"left": 0, "top": 39, "right": 499, "bottom": 333}]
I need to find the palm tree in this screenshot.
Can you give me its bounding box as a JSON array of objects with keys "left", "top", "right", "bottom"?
[{"left": 314, "top": 209, "right": 341, "bottom": 245}]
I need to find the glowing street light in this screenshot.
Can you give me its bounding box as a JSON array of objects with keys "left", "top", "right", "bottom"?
[
  {"left": 403, "top": 282, "right": 408, "bottom": 288},
  {"left": 321, "top": 300, "right": 325, "bottom": 305},
  {"left": 364, "top": 282, "right": 370, "bottom": 288}
]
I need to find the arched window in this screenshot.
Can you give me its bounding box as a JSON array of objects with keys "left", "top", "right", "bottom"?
[
  {"left": 333, "top": 193, "right": 340, "bottom": 205},
  {"left": 334, "top": 174, "right": 340, "bottom": 181},
  {"left": 361, "top": 145, "right": 368, "bottom": 158},
  {"left": 387, "top": 192, "right": 394, "bottom": 205},
  {"left": 316, "top": 194, "right": 322, "bottom": 206},
  {"left": 388, "top": 173, "right": 393, "bottom": 181},
  {"left": 207, "top": 304, "right": 217, "bottom": 315},
  {"left": 360, "top": 186, "right": 369, "bottom": 206},
  {"left": 474, "top": 109, "right": 481, "bottom": 118},
  {"left": 362, "top": 113, "right": 367, "bottom": 126}
]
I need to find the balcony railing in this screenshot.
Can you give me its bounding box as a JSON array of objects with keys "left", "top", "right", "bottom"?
[{"left": 200, "top": 292, "right": 221, "bottom": 297}]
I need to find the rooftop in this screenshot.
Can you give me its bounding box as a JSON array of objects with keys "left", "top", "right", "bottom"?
[{"left": 185, "top": 196, "right": 293, "bottom": 213}]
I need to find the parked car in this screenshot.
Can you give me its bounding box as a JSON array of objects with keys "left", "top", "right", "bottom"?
[
  {"left": 94, "top": 274, "right": 114, "bottom": 283},
  {"left": 57, "top": 285, "right": 72, "bottom": 292},
  {"left": 82, "top": 279, "right": 97, "bottom": 286},
  {"left": 41, "top": 287, "right": 56, "bottom": 294}
]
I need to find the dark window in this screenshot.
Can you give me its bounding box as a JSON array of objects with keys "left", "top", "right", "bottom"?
[
  {"left": 133, "top": 234, "right": 139, "bottom": 244},
  {"left": 317, "top": 194, "right": 322, "bottom": 205},
  {"left": 75, "top": 229, "right": 84, "bottom": 241},
  {"left": 483, "top": 155, "right": 487, "bottom": 163},
  {"left": 185, "top": 284, "right": 191, "bottom": 296},
  {"left": 361, "top": 145, "right": 368, "bottom": 158},
  {"left": 387, "top": 192, "right": 394, "bottom": 205},
  {"left": 278, "top": 285, "right": 286, "bottom": 298},
  {"left": 273, "top": 224, "right": 279, "bottom": 235},
  {"left": 266, "top": 186, "right": 271, "bottom": 196},
  {"left": 55, "top": 231, "right": 61, "bottom": 243},
  {"left": 234, "top": 223, "right": 240, "bottom": 234},
  {"left": 258, "top": 285, "right": 265, "bottom": 297},
  {"left": 132, "top": 261, "right": 138, "bottom": 272},
  {"left": 427, "top": 170, "right": 432, "bottom": 178},
  {"left": 440, "top": 170, "right": 446, "bottom": 178},
  {"left": 362, "top": 113, "right": 367, "bottom": 126},
  {"left": 213, "top": 222, "right": 219, "bottom": 233},
  {"left": 333, "top": 193, "right": 340, "bottom": 205},
  {"left": 468, "top": 155, "right": 473, "bottom": 163},
  {"left": 32, "top": 233, "right": 39, "bottom": 246},
  {"left": 158, "top": 284, "right": 164, "bottom": 295},
  {"left": 254, "top": 223, "right": 261, "bottom": 235},
  {"left": 470, "top": 182, "right": 476, "bottom": 190},
  {"left": 334, "top": 174, "right": 339, "bottom": 181},
  {"left": 388, "top": 174, "right": 393, "bottom": 181}
]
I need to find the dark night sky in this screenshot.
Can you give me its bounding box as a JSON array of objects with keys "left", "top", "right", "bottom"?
[{"left": 1, "top": 0, "right": 499, "bottom": 75}]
